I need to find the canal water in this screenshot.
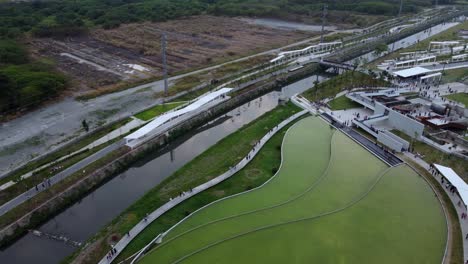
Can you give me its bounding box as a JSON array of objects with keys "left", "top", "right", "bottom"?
[
  {"left": 348, "top": 21, "right": 460, "bottom": 65},
  {"left": 0, "top": 18, "right": 460, "bottom": 264}
]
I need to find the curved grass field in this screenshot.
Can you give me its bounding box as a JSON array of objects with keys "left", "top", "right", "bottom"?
[{"left": 140, "top": 117, "right": 447, "bottom": 264}]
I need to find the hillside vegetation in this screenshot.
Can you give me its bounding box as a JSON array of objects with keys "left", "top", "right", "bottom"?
[
  {"left": 0, "top": 40, "right": 66, "bottom": 115},
  {"left": 0, "top": 0, "right": 449, "bottom": 38}
]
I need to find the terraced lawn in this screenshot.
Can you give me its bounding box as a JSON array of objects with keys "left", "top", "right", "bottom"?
[{"left": 140, "top": 117, "right": 446, "bottom": 264}]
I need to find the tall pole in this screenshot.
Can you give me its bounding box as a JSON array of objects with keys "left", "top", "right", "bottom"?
[
  {"left": 320, "top": 4, "right": 328, "bottom": 43},
  {"left": 161, "top": 33, "right": 168, "bottom": 97},
  {"left": 391, "top": 0, "right": 403, "bottom": 52},
  {"left": 398, "top": 0, "right": 403, "bottom": 17}
]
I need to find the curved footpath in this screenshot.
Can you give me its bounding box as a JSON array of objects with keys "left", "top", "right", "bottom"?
[{"left": 98, "top": 110, "right": 309, "bottom": 264}]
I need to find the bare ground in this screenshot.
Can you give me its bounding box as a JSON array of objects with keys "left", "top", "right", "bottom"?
[{"left": 27, "top": 16, "right": 312, "bottom": 93}]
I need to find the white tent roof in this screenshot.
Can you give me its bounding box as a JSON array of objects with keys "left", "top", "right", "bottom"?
[
  {"left": 434, "top": 164, "right": 468, "bottom": 206},
  {"left": 393, "top": 66, "right": 432, "bottom": 78},
  {"left": 125, "top": 88, "right": 232, "bottom": 140}
]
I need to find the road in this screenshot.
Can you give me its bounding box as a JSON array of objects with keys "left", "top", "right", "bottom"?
[
  {"left": 424, "top": 61, "right": 468, "bottom": 72},
  {"left": 0, "top": 141, "right": 123, "bottom": 216}
]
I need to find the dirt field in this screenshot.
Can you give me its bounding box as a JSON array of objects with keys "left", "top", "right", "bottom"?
[{"left": 28, "top": 16, "right": 312, "bottom": 92}]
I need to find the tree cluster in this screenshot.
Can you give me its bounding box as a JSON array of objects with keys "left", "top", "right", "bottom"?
[{"left": 0, "top": 40, "right": 67, "bottom": 114}]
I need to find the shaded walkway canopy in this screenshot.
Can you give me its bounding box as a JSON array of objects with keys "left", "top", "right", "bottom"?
[{"left": 434, "top": 164, "right": 468, "bottom": 207}]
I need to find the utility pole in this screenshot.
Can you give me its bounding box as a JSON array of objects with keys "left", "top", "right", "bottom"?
[
  {"left": 161, "top": 33, "right": 168, "bottom": 97},
  {"left": 320, "top": 4, "right": 328, "bottom": 43},
  {"left": 398, "top": 0, "right": 403, "bottom": 17},
  {"left": 390, "top": 0, "right": 404, "bottom": 52}
]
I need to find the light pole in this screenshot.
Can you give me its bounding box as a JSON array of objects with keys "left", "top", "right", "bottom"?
[
  {"left": 320, "top": 4, "right": 328, "bottom": 43},
  {"left": 161, "top": 33, "right": 168, "bottom": 98}
]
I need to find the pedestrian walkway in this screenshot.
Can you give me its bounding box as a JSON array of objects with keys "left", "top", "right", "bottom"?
[
  {"left": 98, "top": 110, "right": 308, "bottom": 264},
  {"left": 0, "top": 118, "right": 145, "bottom": 192},
  {"left": 403, "top": 152, "right": 468, "bottom": 263},
  {"left": 0, "top": 141, "right": 123, "bottom": 216}
]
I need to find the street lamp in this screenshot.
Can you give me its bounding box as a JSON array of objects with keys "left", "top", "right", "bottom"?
[{"left": 437, "top": 61, "right": 447, "bottom": 88}]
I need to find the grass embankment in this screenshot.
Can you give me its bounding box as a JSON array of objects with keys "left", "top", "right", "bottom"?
[
  {"left": 134, "top": 102, "right": 186, "bottom": 121},
  {"left": 391, "top": 130, "right": 468, "bottom": 180},
  {"left": 402, "top": 158, "right": 463, "bottom": 264},
  {"left": 442, "top": 69, "right": 468, "bottom": 85},
  {"left": 328, "top": 95, "right": 361, "bottom": 110},
  {"left": 0, "top": 141, "right": 115, "bottom": 206},
  {"left": 154, "top": 55, "right": 272, "bottom": 100},
  {"left": 444, "top": 92, "right": 468, "bottom": 106},
  {"left": 0, "top": 118, "right": 131, "bottom": 189},
  {"left": 64, "top": 103, "right": 302, "bottom": 264},
  {"left": 370, "top": 20, "right": 468, "bottom": 68},
  {"left": 142, "top": 119, "right": 446, "bottom": 264},
  {"left": 76, "top": 54, "right": 272, "bottom": 101},
  {"left": 302, "top": 71, "right": 389, "bottom": 102}
]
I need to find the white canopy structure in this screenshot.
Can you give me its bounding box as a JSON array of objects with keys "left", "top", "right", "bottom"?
[
  {"left": 393, "top": 66, "right": 432, "bottom": 78},
  {"left": 270, "top": 42, "right": 341, "bottom": 64},
  {"left": 125, "top": 88, "right": 232, "bottom": 148},
  {"left": 434, "top": 164, "right": 468, "bottom": 207}
]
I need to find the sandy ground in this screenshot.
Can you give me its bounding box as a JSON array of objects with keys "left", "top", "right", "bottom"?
[{"left": 28, "top": 16, "right": 311, "bottom": 91}]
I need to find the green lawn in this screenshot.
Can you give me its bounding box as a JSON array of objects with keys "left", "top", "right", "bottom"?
[
  {"left": 444, "top": 93, "right": 468, "bottom": 106},
  {"left": 134, "top": 102, "right": 186, "bottom": 121},
  {"left": 328, "top": 95, "right": 362, "bottom": 110},
  {"left": 141, "top": 117, "right": 446, "bottom": 264},
  {"left": 441, "top": 69, "right": 468, "bottom": 85}
]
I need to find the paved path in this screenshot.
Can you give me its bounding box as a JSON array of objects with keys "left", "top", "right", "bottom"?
[
  {"left": 402, "top": 152, "right": 468, "bottom": 263},
  {"left": 424, "top": 61, "right": 468, "bottom": 72},
  {"left": 98, "top": 110, "right": 308, "bottom": 264},
  {"left": 0, "top": 117, "right": 147, "bottom": 191},
  {"left": 0, "top": 140, "right": 123, "bottom": 216}
]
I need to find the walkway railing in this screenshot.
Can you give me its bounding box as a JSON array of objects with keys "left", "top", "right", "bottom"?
[{"left": 98, "top": 110, "right": 309, "bottom": 264}]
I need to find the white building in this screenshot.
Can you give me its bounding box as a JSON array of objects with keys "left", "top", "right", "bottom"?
[{"left": 125, "top": 88, "right": 232, "bottom": 148}]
